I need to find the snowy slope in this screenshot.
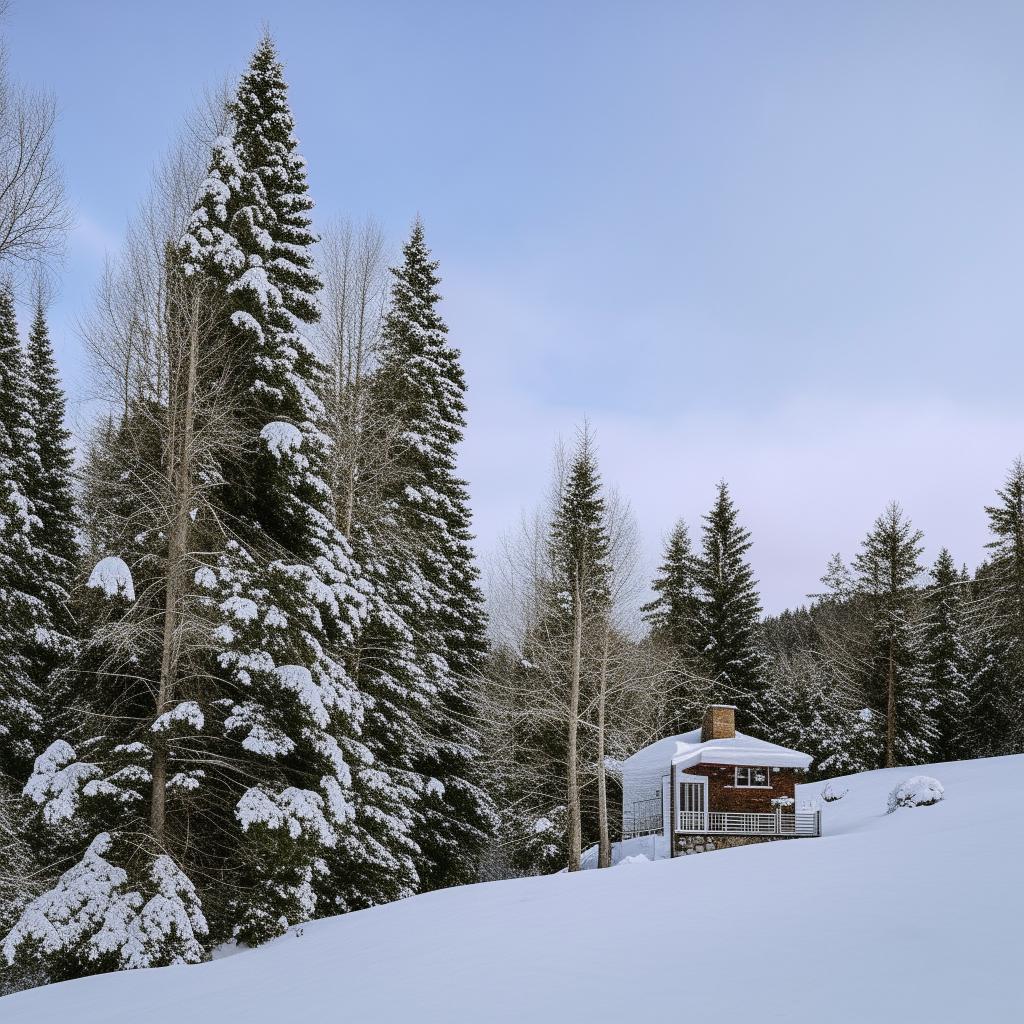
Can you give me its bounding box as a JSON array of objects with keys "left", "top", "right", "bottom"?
[{"left": 4, "top": 755, "right": 1023, "bottom": 1023}]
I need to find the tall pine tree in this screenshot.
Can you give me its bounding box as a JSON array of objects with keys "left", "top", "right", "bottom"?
[
  {"left": 971, "top": 459, "right": 1024, "bottom": 753},
  {"left": 642, "top": 519, "right": 700, "bottom": 655},
  {"left": 547, "top": 430, "right": 611, "bottom": 870},
  {"left": 692, "top": 481, "right": 763, "bottom": 716},
  {"left": 0, "top": 287, "right": 43, "bottom": 782},
  {"left": 180, "top": 34, "right": 370, "bottom": 942},
  {"left": 852, "top": 502, "right": 935, "bottom": 768},
  {"left": 371, "top": 220, "right": 493, "bottom": 890},
  {"left": 922, "top": 548, "right": 971, "bottom": 762},
  {"left": 22, "top": 298, "right": 78, "bottom": 728}
]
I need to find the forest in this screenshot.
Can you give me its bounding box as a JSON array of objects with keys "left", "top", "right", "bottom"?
[{"left": 1, "top": 27, "right": 1022, "bottom": 996}]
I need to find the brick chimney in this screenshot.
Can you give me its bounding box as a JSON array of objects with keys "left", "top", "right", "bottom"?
[{"left": 701, "top": 704, "right": 737, "bottom": 742}]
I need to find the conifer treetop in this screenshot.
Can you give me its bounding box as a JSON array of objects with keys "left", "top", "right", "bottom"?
[
  {"left": 642, "top": 518, "right": 699, "bottom": 647},
  {"left": 551, "top": 429, "right": 611, "bottom": 609}
]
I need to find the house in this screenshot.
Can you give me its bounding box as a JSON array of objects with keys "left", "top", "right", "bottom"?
[{"left": 620, "top": 704, "right": 820, "bottom": 856}]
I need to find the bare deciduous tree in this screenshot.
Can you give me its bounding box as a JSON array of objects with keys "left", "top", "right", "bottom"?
[
  {"left": 0, "top": 56, "right": 69, "bottom": 277},
  {"left": 316, "top": 215, "right": 391, "bottom": 537},
  {"left": 78, "top": 92, "right": 247, "bottom": 858},
  {"left": 480, "top": 440, "right": 680, "bottom": 874}
]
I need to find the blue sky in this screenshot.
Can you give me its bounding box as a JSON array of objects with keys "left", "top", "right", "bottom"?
[{"left": 8, "top": 1, "right": 1024, "bottom": 611}]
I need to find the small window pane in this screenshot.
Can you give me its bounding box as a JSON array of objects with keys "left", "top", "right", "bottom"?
[{"left": 753, "top": 768, "right": 769, "bottom": 786}]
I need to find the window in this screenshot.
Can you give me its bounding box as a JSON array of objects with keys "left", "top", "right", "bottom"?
[{"left": 734, "top": 766, "right": 771, "bottom": 788}]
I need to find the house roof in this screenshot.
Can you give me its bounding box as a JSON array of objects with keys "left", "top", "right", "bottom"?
[{"left": 620, "top": 728, "right": 812, "bottom": 776}]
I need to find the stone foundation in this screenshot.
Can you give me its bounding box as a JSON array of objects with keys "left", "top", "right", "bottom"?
[{"left": 674, "top": 833, "right": 794, "bottom": 856}]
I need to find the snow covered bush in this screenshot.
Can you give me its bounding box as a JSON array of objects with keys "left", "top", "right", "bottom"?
[
  {"left": 3, "top": 833, "right": 207, "bottom": 981},
  {"left": 821, "top": 781, "right": 848, "bottom": 803},
  {"left": 887, "top": 775, "right": 944, "bottom": 813}
]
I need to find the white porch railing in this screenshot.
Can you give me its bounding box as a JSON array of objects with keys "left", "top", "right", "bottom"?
[{"left": 676, "top": 810, "right": 820, "bottom": 837}]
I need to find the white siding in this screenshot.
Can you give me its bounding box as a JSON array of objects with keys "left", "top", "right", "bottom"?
[{"left": 620, "top": 733, "right": 692, "bottom": 835}]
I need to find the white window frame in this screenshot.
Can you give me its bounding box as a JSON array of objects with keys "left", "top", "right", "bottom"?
[{"left": 734, "top": 766, "right": 772, "bottom": 788}]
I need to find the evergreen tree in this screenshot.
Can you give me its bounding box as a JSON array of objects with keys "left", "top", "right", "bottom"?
[
  {"left": 180, "top": 34, "right": 372, "bottom": 941},
  {"left": 692, "top": 481, "right": 763, "bottom": 713},
  {"left": 974, "top": 459, "right": 1024, "bottom": 753},
  {"left": 642, "top": 519, "right": 700, "bottom": 654},
  {"left": 335, "top": 524, "right": 425, "bottom": 910},
  {"left": 852, "top": 502, "right": 935, "bottom": 768},
  {"left": 371, "top": 220, "right": 493, "bottom": 890},
  {"left": 5, "top": 550, "right": 209, "bottom": 981},
  {"left": 964, "top": 581, "right": 1006, "bottom": 759},
  {"left": 642, "top": 519, "right": 701, "bottom": 733},
  {"left": 548, "top": 431, "right": 611, "bottom": 869},
  {"left": 0, "top": 287, "right": 42, "bottom": 782},
  {"left": 550, "top": 434, "right": 612, "bottom": 618},
  {"left": 23, "top": 298, "right": 78, "bottom": 727},
  {"left": 921, "top": 549, "right": 971, "bottom": 761}
]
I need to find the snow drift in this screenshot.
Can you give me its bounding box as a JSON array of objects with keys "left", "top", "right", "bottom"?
[{"left": 3, "top": 755, "right": 1022, "bottom": 1023}]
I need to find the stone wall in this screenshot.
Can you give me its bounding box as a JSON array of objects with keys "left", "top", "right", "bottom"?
[{"left": 674, "top": 833, "right": 795, "bottom": 856}]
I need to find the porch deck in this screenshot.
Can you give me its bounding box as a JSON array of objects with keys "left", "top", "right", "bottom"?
[{"left": 676, "top": 809, "right": 820, "bottom": 837}]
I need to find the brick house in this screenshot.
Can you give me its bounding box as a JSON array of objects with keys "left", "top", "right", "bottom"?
[{"left": 620, "top": 705, "right": 820, "bottom": 856}]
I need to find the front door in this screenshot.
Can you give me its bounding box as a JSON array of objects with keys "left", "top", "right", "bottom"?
[{"left": 678, "top": 778, "right": 707, "bottom": 832}]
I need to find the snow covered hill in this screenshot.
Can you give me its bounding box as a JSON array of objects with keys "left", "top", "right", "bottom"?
[{"left": 4, "top": 755, "right": 1023, "bottom": 1023}]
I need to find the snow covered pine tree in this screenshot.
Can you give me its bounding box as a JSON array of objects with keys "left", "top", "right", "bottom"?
[
  {"left": 692, "top": 482, "right": 764, "bottom": 716},
  {"left": 922, "top": 548, "right": 972, "bottom": 761},
  {"left": 371, "top": 221, "right": 494, "bottom": 890},
  {"left": 179, "top": 34, "right": 383, "bottom": 942},
  {"left": 548, "top": 430, "right": 612, "bottom": 871},
  {"left": 22, "top": 298, "right": 79, "bottom": 731},
  {"left": 0, "top": 287, "right": 44, "bottom": 785},
  {"left": 852, "top": 503, "right": 937, "bottom": 768}
]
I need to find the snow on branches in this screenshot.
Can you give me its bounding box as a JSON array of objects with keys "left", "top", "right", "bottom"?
[
  {"left": 3, "top": 833, "right": 207, "bottom": 976},
  {"left": 86, "top": 556, "right": 135, "bottom": 601}
]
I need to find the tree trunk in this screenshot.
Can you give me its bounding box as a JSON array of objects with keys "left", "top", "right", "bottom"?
[
  {"left": 566, "top": 576, "right": 583, "bottom": 872},
  {"left": 596, "top": 620, "right": 612, "bottom": 869},
  {"left": 151, "top": 305, "right": 198, "bottom": 850},
  {"left": 885, "top": 634, "right": 896, "bottom": 769}
]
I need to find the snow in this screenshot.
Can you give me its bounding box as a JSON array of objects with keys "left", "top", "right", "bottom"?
[
  {"left": 219, "top": 595, "right": 259, "bottom": 622},
  {"left": 3, "top": 834, "right": 134, "bottom": 967},
  {"left": 888, "top": 774, "right": 944, "bottom": 812},
  {"left": 580, "top": 831, "right": 669, "bottom": 868},
  {"left": 235, "top": 786, "right": 336, "bottom": 846},
  {"left": 274, "top": 665, "right": 329, "bottom": 728},
  {"left": 86, "top": 556, "right": 135, "bottom": 601},
  {"left": 23, "top": 741, "right": 100, "bottom": 825},
  {"left": 151, "top": 702, "right": 204, "bottom": 734},
  {"left": 667, "top": 727, "right": 814, "bottom": 771},
  {"left": 4, "top": 836, "right": 207, "bottom": 974},
  {"left": 259, "top": 420, "right": 302, "bottom": 459},
  {"left": 5, "top": 755, "right": 1024, "bottom": 1023}
]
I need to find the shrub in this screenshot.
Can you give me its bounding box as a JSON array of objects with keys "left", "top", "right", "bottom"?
[
  {"left": 887, "top": 776, "right": 944, "bottom": 813},
  {"left": 821, "top": 782, "right": 848, "bottom": 803}
]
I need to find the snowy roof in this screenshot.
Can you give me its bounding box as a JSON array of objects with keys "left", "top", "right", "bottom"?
[{"left": 622, "top": 728, "right": 812, "bottom": 774}]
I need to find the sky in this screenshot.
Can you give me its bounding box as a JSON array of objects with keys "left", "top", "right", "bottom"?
[{"left": 6, "top": 0, "right": 1024, "bottom": 613}]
